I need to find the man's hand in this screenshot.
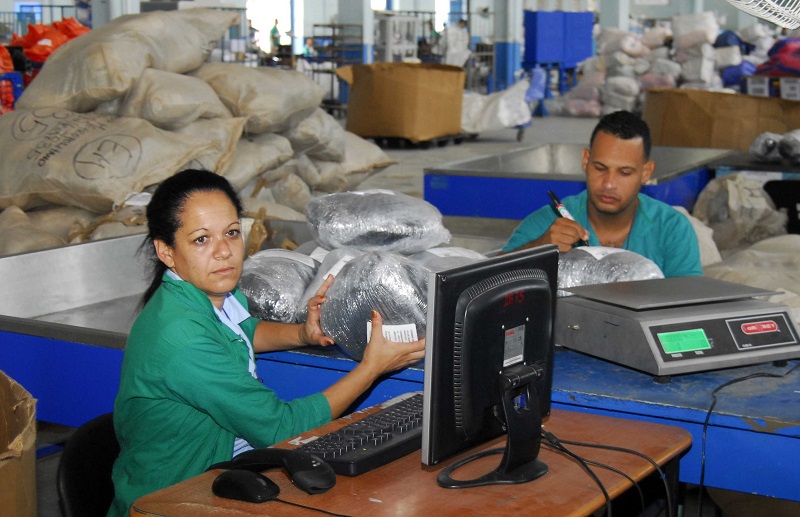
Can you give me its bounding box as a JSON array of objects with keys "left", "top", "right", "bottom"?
[{"left": 537, "top": 218, "right": 589, "bottom": 252}]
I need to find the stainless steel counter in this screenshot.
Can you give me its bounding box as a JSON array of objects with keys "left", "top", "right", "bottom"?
[
  {"left": 0, "top": 220, "right": 504, "bottom": 349},
  {"left": 424, "top": 143, "right": 734, "bottom": 184}
]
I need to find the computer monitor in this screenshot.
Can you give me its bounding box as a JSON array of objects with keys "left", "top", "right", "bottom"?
[{"left": 421, "top": 244, "right": 559, "bottom": 488}]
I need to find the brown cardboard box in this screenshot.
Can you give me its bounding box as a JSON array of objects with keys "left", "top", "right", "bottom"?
[
  {"left": 0, "top": 371, "right": 37, "bottom": 517},
  {"left": 643, "top": 88, "right": 800, "bottom": 151},
  {"left": 336, "top": 63, "right": 465, "bottom": 143}
]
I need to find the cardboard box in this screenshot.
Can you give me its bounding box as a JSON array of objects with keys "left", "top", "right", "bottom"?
[
  {"left": 336, "top": 63, "right": 465, "bottom": 143},
  {"left": 0, "top": 371, "right": 37, "bottom": 517},
  {"left": 643, "top": 88, "right": 800, "bottom": 151}
]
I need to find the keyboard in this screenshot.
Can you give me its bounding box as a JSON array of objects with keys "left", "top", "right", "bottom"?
[{"left": 297, "top": 392, "right": 424, "bottom": 476}]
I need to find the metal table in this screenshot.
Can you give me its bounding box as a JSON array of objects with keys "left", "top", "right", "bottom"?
[{"left": 423, "top": 144, "right": 734, "bottom": 218}]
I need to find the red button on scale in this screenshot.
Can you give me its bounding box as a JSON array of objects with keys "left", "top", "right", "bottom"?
[{"left": 741, "top": 321, "right": 778, "bottom": 334}]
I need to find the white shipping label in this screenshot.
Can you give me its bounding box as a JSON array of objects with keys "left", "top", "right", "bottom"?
[{"left": 366, "top": 321, "right": 418, "bottom": 343}]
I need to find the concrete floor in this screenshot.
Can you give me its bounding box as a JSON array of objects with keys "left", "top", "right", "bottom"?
[{"left": 33, "top": 116, "right": 789, "bottom": 516}]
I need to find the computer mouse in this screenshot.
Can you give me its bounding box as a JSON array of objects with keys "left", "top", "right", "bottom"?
[
  {"left": 211, "top": 469, "right": 280, "bottom": 503},
  {"left": 216, "top": 448, "right": 337, "bottom": 495}
]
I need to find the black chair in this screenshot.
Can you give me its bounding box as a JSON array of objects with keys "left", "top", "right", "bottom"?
[{"left": 57, "top": 412, "right": 119, "bottom": 517}]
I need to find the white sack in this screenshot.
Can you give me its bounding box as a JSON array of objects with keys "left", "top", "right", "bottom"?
[
  {"left": 673, "top": 206, "right": 722, "bottom": 266},
  {"left": 313, "top": 132, "right": 395, "bottom": 193},
  {"left": 178, "top": 117, "right": 247, "bottom": 176},
  {"left": 221, "top": 133, "right": 293, "bottom": 191},
  {"left": 25, "top": 204, "right": 96, "bottom": 242},
  {"left": 461, "top": 78, "right": 531, "bottom": 134},
  {"left": 281, "top": 108, "right": 346, "bottom": 162},
  {"left": 0, "top": 206, "right": 66, "bottom": 256},
  {"left": 241, "top": 198, "right": 306, "bottom": 222},
  {"left": 193, "top": 63, "right": 325, "bottom": 134},
  {"left": 16, "top": 9, "right": 239, "bottom": 112},
  {"left": 271, "top": 173, "right": 312, "bottom": 213},
  {"left": 704, "top": 235, "right": 800, "bottom": 323},
  {"left": 0, "top": 109, "right": 239, "bottom": 213},
  {"left": 116, "top": 69, "right": 232, "bottom": 130},
  {"left": 692, "top": 174, "right": 787, "bottom": 251},
  {"left": 671, "top": 12, "right": 720, "bottom": 49}
]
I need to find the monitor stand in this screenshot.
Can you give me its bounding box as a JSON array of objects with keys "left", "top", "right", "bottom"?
[{"left": 437, "top": 364, "right": 549, "bottom": 488}]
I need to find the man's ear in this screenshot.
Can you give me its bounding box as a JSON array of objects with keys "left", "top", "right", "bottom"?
[
  {"left": 641, "top": 159, "right": 655, "bottom": 184},
  {"left": 581, "top": 147, "right": 590, "bottom": 175},
  {"left": 154, "top": 239, "right": 175, "bottom": 269}
]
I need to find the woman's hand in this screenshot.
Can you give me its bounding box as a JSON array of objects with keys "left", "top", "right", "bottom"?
[
  {"left": 359, "top": 311, "right": 426, "bottom": 377},
  {"left": 322, "top": 310, "right": 426, "bottom": 418},
  {"left": 299, "top": 274, "right": 335, "bottom": 347}
]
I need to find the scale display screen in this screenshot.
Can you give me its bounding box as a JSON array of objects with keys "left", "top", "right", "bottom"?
[{"left": 657, "top": 328, "right": 712, "bottom": 354}]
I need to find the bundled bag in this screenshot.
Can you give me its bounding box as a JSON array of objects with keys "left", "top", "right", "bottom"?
[
  {"left": 319, "top": 252, "right": 428, "bottom": 360},
  {"left": 409, "top": 246, "right": 486, "bottom": 272},
  {"left": 305, "top": 189, "right": 451, "bottom": 253},
  {"left": 239, "top": 249, "right": 318, "bottom": 323},
  {"left": 778, "top": 129, "right": 800, "bottom": 164},
  {"left": 296, "top": 247, "right": 363, "bottom": 322},
  {"left": 749, "top": 132, "right": 783, "bottom": 162},
  {"left": 557, "top": 247, "right": 664, "bottom": 292}
]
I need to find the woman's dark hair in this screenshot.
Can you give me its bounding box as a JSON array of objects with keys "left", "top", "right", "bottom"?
[
  {"left": 139, "top": 169, "right": 243, "bottom": 307},
  {"left": 589, "top": 110, "right": 652, "bottom": 160}
]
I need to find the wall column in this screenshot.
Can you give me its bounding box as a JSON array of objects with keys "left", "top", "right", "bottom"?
[{"left": 493, "top": 0, "right": 523, "bottom": 91}]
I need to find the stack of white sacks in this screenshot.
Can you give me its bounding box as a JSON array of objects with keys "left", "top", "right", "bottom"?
[
  {"left": 0, "top": 9, "right": 394, "bottom": 257},
  {"left": 554, "top": 12, "right": 778, "bottom": 117}
]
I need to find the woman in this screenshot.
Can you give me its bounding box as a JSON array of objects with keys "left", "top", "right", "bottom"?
[{"left": 108, "top": 170, "right": 425, "bottom": 516}]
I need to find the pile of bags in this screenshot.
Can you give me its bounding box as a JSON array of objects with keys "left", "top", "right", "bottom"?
[
  {"left": 0, "top": 9, "right": 393, "bottom": 257},
  {"left": 553, "top": 12, "right": 778, "bottom": 117},
  {"left": 238, "top": 190, "right": 487, "bottom": 361}
]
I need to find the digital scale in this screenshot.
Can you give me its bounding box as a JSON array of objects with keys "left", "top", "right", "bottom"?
[{"left": 555, "top": 276, "right": 800, "bottom": 378}]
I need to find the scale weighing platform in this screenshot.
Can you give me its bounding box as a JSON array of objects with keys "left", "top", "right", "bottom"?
[{"left": 555, "top": 276, "right": 800, "bottom": 377}]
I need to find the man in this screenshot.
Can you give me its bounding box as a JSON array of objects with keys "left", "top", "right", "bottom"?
[
  {"left": 270, "top": 19, "right": 280, "bottom": 54},
  {"left": 503, "top": 110, "right": 702, "bottom": 278}
]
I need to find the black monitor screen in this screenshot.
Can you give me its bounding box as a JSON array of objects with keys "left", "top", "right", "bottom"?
[{"left": 421, "top": 245, "right": 558, "bottom": 488}]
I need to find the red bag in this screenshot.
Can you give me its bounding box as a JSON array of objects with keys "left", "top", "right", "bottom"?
[
  {"left": 0, "top": 46, "right": 13, "bottom": 73},
  {"left": 52, "top": 17, "right": 91, "bottom": 39}
]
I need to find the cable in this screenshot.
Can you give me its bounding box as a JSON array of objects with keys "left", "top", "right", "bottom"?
[
  {"left": 275, "top": 497, "right": 352, "bottom": 517},
  {"left": 555, "top": 437, "right": 673, "bottom": 517},
  {"left": 543, "top": 442, "right": 646, "bottom": 515},
  {"left": 696, "top": 361, "right": 800, "bottom": 517},
  {"left": 542, "top": 430, "right": 613, "bottom": 516}
]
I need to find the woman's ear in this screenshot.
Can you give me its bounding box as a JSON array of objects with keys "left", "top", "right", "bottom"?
[{"left": 154, "top": 239, "right": 175, "bottom": 269}]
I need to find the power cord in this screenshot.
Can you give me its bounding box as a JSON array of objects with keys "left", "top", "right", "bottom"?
[
  {"left": 542, "top": 441, "right": 646, "bottom": 515},
  {"left": 542, "top": 430, "right": 613, "bottom": 516},
  {"left": 697, "top": 361, "right": 800, "bottom": 517},
  {"left": 554, "top": 437, "right": 674, "bottom": 517}
]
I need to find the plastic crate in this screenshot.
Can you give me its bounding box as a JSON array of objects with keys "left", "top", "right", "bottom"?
[{"left": 0, "top": 71, "right": 23, "bottom": 111}]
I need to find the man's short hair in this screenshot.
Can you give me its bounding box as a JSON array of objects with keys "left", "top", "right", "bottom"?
[{"left": 590, "top": 110, "right": 652, "bottom": 160}]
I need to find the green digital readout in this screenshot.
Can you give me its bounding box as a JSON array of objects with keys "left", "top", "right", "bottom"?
[{"left": 657, "top": 329, "right": 712, "bottom": 354}]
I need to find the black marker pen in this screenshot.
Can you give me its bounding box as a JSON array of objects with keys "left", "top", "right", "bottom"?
[{"left": 547, "top": 190, "right": 588, "bottom": 246}]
